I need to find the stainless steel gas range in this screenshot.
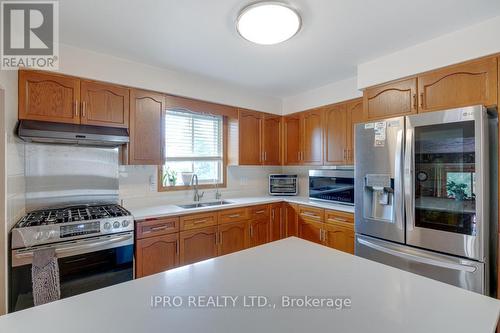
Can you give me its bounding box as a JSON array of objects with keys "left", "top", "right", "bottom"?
[
  {"left": 9, "top": 204, "right": 134, "bottom": 312},
  {"left": 9, "top": 144, "right": 134, "bottom": 312}
]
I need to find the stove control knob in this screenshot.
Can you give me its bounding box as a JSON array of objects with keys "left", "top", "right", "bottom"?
[
  {"left": 121, "top": 220, "right": 130, "bottom": 228},
  {"left": 104, "top": 222, "right": 112, "bottom": 230},
  {"left": 35, "top": 231, "right": 43, "bottom": 240},
  {"left": 48, "top": 230, "right": 57, "bottom": 239},
  {"left": 113, "top": 221, "right": 121, "bottom": 229}
]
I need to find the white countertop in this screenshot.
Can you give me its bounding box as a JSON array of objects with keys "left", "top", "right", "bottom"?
[
  {"left": 1, "top": 238, "right": 498, "bottom": 333},
  {"left": 129, "top": 196, "right": 355, "bottom": 220}
]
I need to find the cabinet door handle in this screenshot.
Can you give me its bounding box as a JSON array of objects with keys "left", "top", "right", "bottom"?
[
  {"left": 323, "top": 229, "right": 328, "bottom": 242},
  {"left": 319, "top": 229, "right": 323, "bottom": 242},
  {"left": 193, "top": 219, "right": 208, "bottom": 224},
  {"left": 143, "top": 225, "right": 168, "bottom": 234},
  {"left": 255, "top": 210, "right": 265, "bottom": 214},
  {"left": 74, "top": 101, "right": 79, "bottom": 117},
  {"left": 297, "top": 151, "right": 300, "bottom": 161},
  {"left": 412, "top": 94, "right": 417, "bottom": 109},
  {"left": 302, "top": 212, "right": 319, "bottom": 218},
  {"left": 264, "top": 151, "right": 267, "bottom": 161},
  {"left": 250, "top": 225, "right": 254, "bottom": 237},
  {"left": 328, "top": 217, "right": 347, "bottom": 223},
  {"left": 420, "top": 92, "right": 424, "bottom": 108},
  {"left": 81, "top": 101, "right": 86, "bottom": 118},
  {"left": 176, "top": 240, "right": 179, "bottom": 255},
  {"left": 271, "top": 209, "right": 275, "bottom": 220},
  {"left": 228, "top": 214, "right": 240, "bottom": 218},
  {"left": 219, "top": 232, "right": 223, "bottom": 245}
]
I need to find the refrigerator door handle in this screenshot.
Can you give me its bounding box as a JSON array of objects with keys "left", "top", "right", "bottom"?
[
  {"left": 404, "top": 127, "right": 414, "bottom": 231},
  {"left": 394, "top": 129, "right": 404, "bottom": 230},
  {"left": 357, "top": 237, "right": 477, "bottom": 273}
]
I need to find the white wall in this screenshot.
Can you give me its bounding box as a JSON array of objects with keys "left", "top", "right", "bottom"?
[
  {"left": 282, "top": 77, "right": 361, "bottom": 114},
  {"left": 58, "top": 44, "right": 282, "bottom": 114},
  {"left": 0, "top": 69, "right": 25, "bottom": 315},
  {"left": 357, "top": 14, "right": 500, "bottom": 89}
]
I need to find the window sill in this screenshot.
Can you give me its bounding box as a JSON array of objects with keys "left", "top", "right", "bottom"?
[{"left": 158, "top": 183, "right": 226, "bottom": 192}]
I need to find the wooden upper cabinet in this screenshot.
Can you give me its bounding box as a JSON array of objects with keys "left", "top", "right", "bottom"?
[
  {"left": 80, "top": 80, "right": 129, "bottom": 128},
  {"left": 363, "top": 77, "right": 417, "bottom": 120},
  {"left": 346, "top": 98, "right": 364, "bottom": 164},
  {"left": 135, "top": 233, "right": 179, "bottom": 278},
  {"left": 262, "top": 114, "right": 282, "bottom": 165},
  {"left": 418, "top": 57, "right": 498, "bottom": 113},
  {"left": 283, "top": 115, "right": 301, "bottom": 165},
  {"left": 179, "top": 226, "right": 218, "bottom": 266},
  {"left": 218, "top": 220, "right": 248, "bottom": 256},
  {"left": 301, "top": 109, "right": 323, "bottom": 165},
  {"left": 238, "top": 109, "right": 262, "bottom": 165},
  {"left": 19, "top": 70, "right": 80, "bottom": 124},
  {"left": 128, "top": 89, "right": 165, "bottom": 165},
  {"left": 324, "top": 104, "right": 348, "bottom": 165}
]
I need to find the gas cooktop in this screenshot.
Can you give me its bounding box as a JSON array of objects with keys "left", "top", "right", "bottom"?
[{"left": 11, "top": 204, "right": 134, "bottom": 249}]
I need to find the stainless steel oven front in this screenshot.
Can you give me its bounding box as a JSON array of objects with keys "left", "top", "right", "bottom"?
[
  {"left": 9, "top": 232, "right": 134, "bottom": 312},
  {"left": 309, "top": 169, "right": 355, "bottom": 205}
]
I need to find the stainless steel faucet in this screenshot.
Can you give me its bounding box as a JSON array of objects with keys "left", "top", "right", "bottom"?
[
  {"left": 215, "top": 181, "right": 222, "bottom": 200},
  {"left": 192, "top": 174, "right": 204, "bottom": 202}
]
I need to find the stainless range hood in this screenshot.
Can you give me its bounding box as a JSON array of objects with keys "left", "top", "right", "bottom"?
[{"left": 17, "top": 120, "right": 129, "bottom": 147}]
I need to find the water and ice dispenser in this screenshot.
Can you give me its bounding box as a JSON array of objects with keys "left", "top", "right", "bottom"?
[{"left": 363, "top": 174, "right": 394, "bottom": 222}]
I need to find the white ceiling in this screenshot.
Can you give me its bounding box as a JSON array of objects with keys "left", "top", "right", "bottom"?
[{"left": 59, "top": 0, "right": 500, "bottom": 97}]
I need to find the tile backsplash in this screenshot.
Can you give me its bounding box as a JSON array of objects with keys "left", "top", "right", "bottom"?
[{"left": 120, "top": 165, "right": 282, "bottom": 209}]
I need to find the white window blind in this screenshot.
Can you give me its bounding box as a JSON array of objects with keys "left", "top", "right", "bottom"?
[{"left": 162, "top": 109, "right": 223, "bottom": 186}]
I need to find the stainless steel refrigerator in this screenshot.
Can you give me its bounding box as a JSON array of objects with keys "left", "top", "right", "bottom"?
[{"left": 354, "top": 105, "right": 498, "bottom": 295}]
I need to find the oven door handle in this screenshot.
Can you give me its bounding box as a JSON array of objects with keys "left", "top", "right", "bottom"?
[
  {"left": 12, "top": 233, "right": 133, "bottom": 266},
  {"left": 55, "top": 234, "right": 133, "bottom": 256}
]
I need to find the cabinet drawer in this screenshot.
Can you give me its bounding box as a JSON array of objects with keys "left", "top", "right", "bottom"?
[
  {"left": 180, "top": 212, "right": 217, "bottom": 231},
  {"left": 136, "top": 217, "right": 179, "bottom": 239},
  {"left": 298, "top": 205, "right": 324, "bottom": 222},
  {"left": 325, "top": 210, "right": 354, "bottom": 226},
  {"left": 218, "top": 208, "right": 249, "bottom": 225},
  {"left": 249, "top": 205, "right": 270, "bottom": 219}
]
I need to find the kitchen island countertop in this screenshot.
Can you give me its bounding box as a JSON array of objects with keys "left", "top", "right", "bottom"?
[
  {"left": 1, "top": 237, "right": 498, "bottom": 333},
  {"left": 128, "top": 196, "right": 355, "bottom": 220}
]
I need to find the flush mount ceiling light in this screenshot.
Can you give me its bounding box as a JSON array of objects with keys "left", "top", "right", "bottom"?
[{"left": 236, "top": 2, "right": 301, "bottom": 45}]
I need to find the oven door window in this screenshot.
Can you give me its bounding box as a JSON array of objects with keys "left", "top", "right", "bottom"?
[
  {"left": 309, "top": 176, "right": 355, "bottom": 204},
  {"left": 414, "top": 121, "right": 476, "bottom": 235},
  {"left": 10, "top": 245, "right": 133, "bottom": 312}
]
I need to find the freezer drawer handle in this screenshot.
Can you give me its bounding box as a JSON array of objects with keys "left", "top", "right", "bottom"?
[{"left": 357, "top": 238, "right": 477, "bottom": 273}]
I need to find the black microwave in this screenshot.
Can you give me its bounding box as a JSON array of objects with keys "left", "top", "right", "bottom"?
[{"left": 309, "top": 169, "right": 354, "bottom": 205}]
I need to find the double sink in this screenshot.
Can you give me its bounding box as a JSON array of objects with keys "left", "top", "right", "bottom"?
[{"left": 177, "top": 200, "right": 233, "bottom": 209}]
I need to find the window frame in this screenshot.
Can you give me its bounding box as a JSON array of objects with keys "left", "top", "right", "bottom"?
[{"left": 157, "top": 110, "right": 228, "bottom": 192}]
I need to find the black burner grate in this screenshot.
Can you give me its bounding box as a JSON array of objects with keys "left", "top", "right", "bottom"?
[{"left": 16, "top": 204, "right": 131, "bottom": 227}]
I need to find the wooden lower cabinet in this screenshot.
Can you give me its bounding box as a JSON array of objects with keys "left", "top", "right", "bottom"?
[
  {"left": 218, "top": 220, "right": 248, "bottom": 256},
  {"left": 284, "top": 203, "right": 298, "bottom": 237},
  {"left": 270, "top": 203, "right": 284, "bottom": 241},
  {"left": 298, "top": 218, "right": 324, "bottom": 244},
  {"left": 249, "top": 218, "right": 271, "bottom": 247},
  {"left": 134, "top": 203, "right": 355, "bottom": 279},
  {"left": 135, "top": 233, "right": 179, "bottom": 278},
  {"left": 323, "top": 223, "right": 355, "bottom": 254},
  {"left": 179, "top": 226, "right": 218, "bottom": 265}
]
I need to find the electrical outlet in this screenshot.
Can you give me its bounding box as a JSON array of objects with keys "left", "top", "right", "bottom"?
[{"left": 149, "top": 175, "right": 157, "bottom": 191}]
